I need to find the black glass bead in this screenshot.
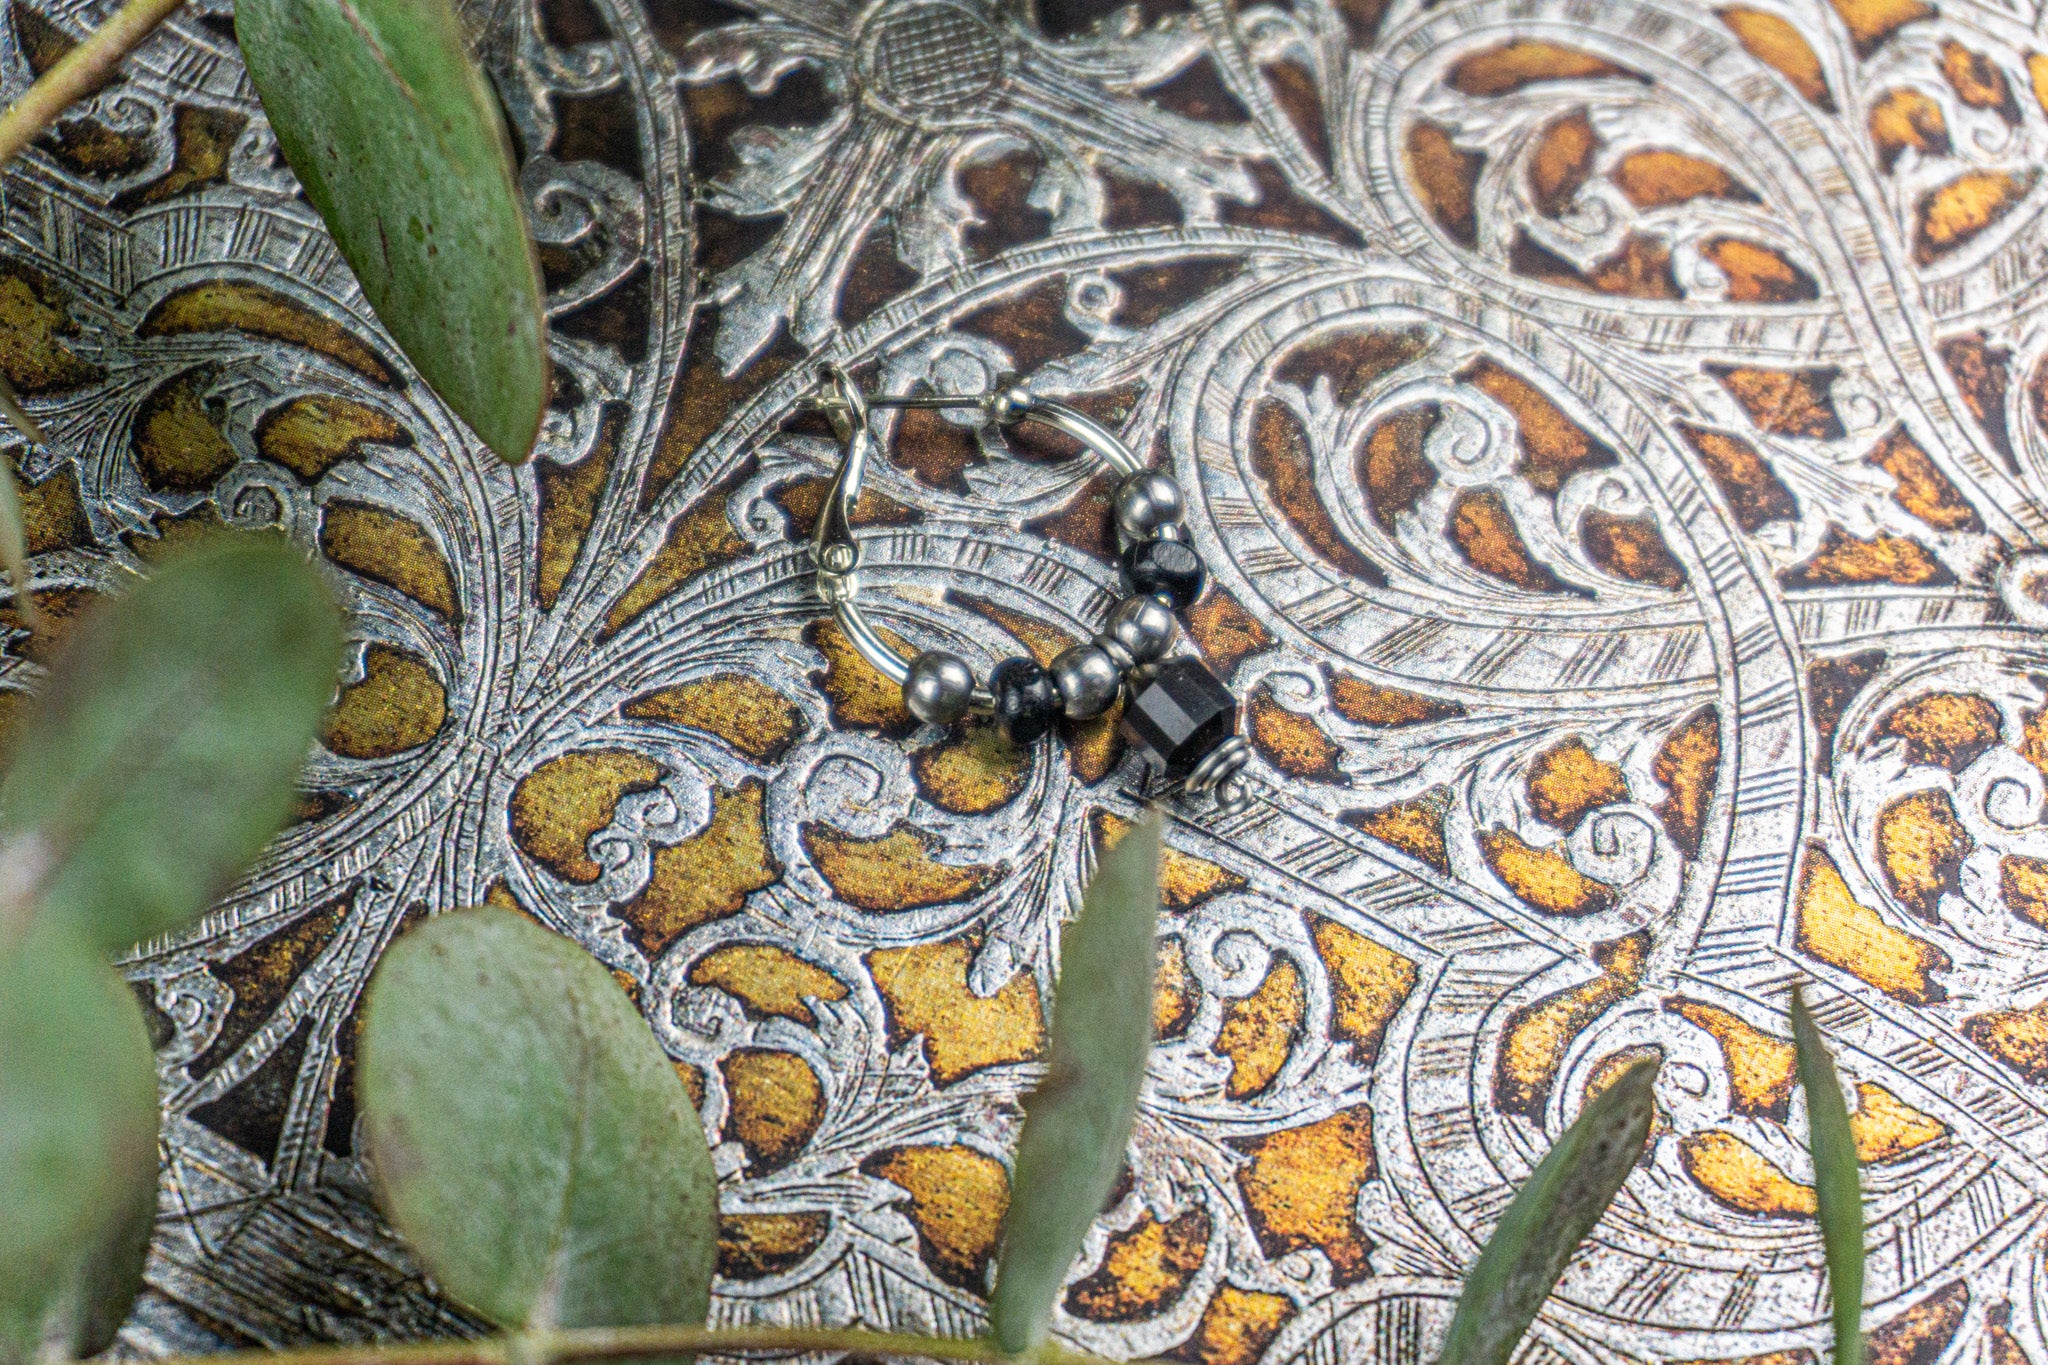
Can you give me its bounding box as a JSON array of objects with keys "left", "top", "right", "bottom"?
[
  {"left": 990, "top": 656, "right": 1060, "bottom": 746},
  {"left": 1121, "top": 657, "right": 1238, "bottom": 779},
  {"left": 1120, "top": 537, "right": 1206, "bottom": 611}
]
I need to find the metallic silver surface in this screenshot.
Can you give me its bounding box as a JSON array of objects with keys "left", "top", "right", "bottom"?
[{"left": 1103, "top": 593, "right": 1177, "bottom": 665}]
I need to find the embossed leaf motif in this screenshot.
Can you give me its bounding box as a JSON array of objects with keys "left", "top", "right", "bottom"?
[
  {"left": 359, "top": 907, "right": 718, "bottom": 1333},
  {"left": 0, "top": 537, "right": 344, "bottom": 953},
  {"left": 1437, "top": 1057, "right": 1660, "bottom": 1365},
  {"left": 990, "top": 811, "right": 1162, "bottom": 1355},
  {"left": 0, "top": 924, "right": 158, "bottom": 1364},
  {"left": 1793, "top": 988, "right": 1864, "bottom": 1365},
  {"left": 233, "top": 0, "right": 548, "bottom": 463}
]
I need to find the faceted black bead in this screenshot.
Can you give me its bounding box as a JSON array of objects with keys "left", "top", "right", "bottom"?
[
  {"left": 1120, "top": 537, "right": 1206, "bottom": 611},
  {"left": 989, "top": 656, "right": 1060, "bottom": 746},
  {"left": 1121, "top": 657, "right": 1238, "bottom": 779}
]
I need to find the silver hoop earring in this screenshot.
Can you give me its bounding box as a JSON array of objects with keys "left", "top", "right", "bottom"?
[{"left": 803, "top": 364, "right": 1250, "bottom": 816}]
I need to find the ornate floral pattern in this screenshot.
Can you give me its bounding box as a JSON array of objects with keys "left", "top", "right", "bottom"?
[{"left": 6, "top": 0, "right": 2048, "bottom": 1362}]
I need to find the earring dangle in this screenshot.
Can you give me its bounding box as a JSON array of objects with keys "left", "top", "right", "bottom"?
[{"left": 803, "top": 364, "right": 1251, "bottom": 816}]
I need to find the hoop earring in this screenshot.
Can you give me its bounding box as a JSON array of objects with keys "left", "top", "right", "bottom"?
[{"left": 804, "top": 364, "right": 1250, "bottom": 815}]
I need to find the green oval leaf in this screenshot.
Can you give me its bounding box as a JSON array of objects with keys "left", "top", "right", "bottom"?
[
  {"left": 1793, "top": 986, "right": 1864, "bottom": 1365},
  {"left": 360, "top": 907, "right": 717, "bottom": 1333},
  {"left": 0, "top": 535, "right": 344, "bottom": 953},
  {"left": 1437, "top": 1055, "right": 1661, "bottom": 1365},
  {"left": 0, "top": 924, "right": 159, "bottom": 1363},
  {"left": 990, "top": 811, "right": 1162, "bottom": 1355},
  {"left": 233, "top": 0, "right": 548, "bottom": 464}
]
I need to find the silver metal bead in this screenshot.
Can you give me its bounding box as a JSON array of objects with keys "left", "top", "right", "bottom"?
[
  {"left": 987, "top": 383, "right": 1033, "bottom": 426},
  {"left": 1105, "top": 594, "right": 1177, "bottom": 665},
  {"left": 1050, "top": 644, "right": 1122, "bottom": 719},
  {"left": 903, "top": 650, "right": 975, "bottom": 726},
  {"left": 1113, "top": 470, "right": 1185, "bottom": 539}
]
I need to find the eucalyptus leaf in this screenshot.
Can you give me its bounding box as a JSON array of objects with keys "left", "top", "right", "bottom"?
[
  {"left": 1793, "top": 987, "right": 1864, "bottom": 1365},
  {"left": 1437, "top": 1056, "right": 1661, "bottom": 1365},
  {"left": 233, "top": 0, "right": 548, "bottom": 464},
  {"left": 990, "top": 811, "right": 1162, "bottom": 1355},
  {"left": 359, "top": 907, "right": 717, "bottom": 1334},
  {"left": 0, "top": 923, "right": 159, "bottom": 1364},
  {"left": 0, "top": 536, "right": 344, "bottom": 953}
]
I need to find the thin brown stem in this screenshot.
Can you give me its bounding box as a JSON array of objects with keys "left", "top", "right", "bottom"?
[
  {"left": 0, "top": 0, "right": 185, "bottom": 169},
  {"left": 141, "top": 1324, "right": 1161, "bottom": 1365}
]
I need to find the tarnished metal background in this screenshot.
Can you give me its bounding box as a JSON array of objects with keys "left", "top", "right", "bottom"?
[{"left": 1, "top": 0, "right": 2044, "bottom": 1360}]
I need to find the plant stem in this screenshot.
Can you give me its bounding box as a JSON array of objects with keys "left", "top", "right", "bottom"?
[
  {"left": 0, "top": 0, "right": 185, "bottom": 169},
  {"left": 141, "top": 1323, "right": 1160, "bottom": 1365}
]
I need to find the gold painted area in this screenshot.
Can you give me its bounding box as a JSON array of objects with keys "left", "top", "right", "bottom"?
[
  {"left": 1527, "top": 737, "right": 1628, "bottom": 831},
  {"left": 1701, "top": 239, "right": 1816, "bottom": 304},
  {"left": 319, "top": 501, "right": 461, "bottom": 620},
  {"left": 615, "top": 781, "right": 781, "bottom": 955},
  {"left": 1344, "top": 791, "right": 1451, "bottom": 872},
  {"left": 1406, "top": 123, "right": 1482, "bottom": 247},
  {"left": 688, "top": 944, "right": 848, "bottom": 1024},
  {"left": 717, "top": 1211, "right": 831, "bottom": 1281},
  {"left": 802, "top": 823, "right": 1002, "bottom": 911},
  {"left": 1880, "top": 692, "right": 2002, "bottom": 772},
  {"left": 2001, "top": 853, "right": 2048, "bottom": 930},
  {"left": 625, "top": 675, "right": 806, "bottom": 764},
  {"left": 323, "top": 646, "right": 447, "bottom": 759},
  {"left": 134, "top": 367, "right": 237, "bottom": 493},
  {"left": 1167, "top": 1286, "right": 1295, "bottom": 1365},
  {"left": 806, "top": 617, "right": 917, "bottom": 737},
  {"left": 1870, "top": 90, "right": 1950, "bottom": 171},
  {"left": 1065, "top": 1209, "right": 1211, "bottom": 1321},
  {"left": 16, "top": 457, "right": 89, "bottom": 555},
  {"left": 1481, "top": 827, "right": 1616, "bottom": 917},
  {"left": 1795, "top": 847, "right": 1949, "bottom": 1005},
  {"left": 1876, "top": 789, "right": 1972, "bottom": 921},
  {"left": 1184, "top": 587, "right": 1276, "bottom": 680},
  {"left": 1867, "top": 426, "right": 1981, "bottom": 532},
  {"left": 1450, "top": 488, "right": 1560, "bottom": 592},
  {"left": 1654, "top": 708, "right": 1721, "bottom": 856},
  {"left": 1783, "top": 525, "right": 1950, "bottom": 588},
  {"left": 603, "top": 482, "right": 749, "bottom": 634},
  {"left": 1718, "top": 9, "right": 1833, "bottom": 107},
  {"left": 0, "top": 585, "right": 94, "bottom": 661},
  {"left": 867, "top": 937, "right": 1046, "bottom": 1084},
  {"left": 1939, "top": 40, "right": 2018, "bottom": 116},
  {"left": 508, "top": 749, "right": 662, "bottom": 883},
  {"left": 1216, "top": 959, "right": 1305, "bottom": 1099},
  {"left": 1461, "top": 357, "right": 1617, "bottom": 492},
  {"left": 1664, "top": 997, "right": 1796, "bottom": 1118},
  {"left": 721, "top": 1048, "right": 824, "bottom": 1173},
  {"left": 255, "top": 395, "right": 407, "bottom": 482},
  {"left": 140, "top": 281, "right": 394, "bottom": 384},
  {"left": 1680, "top": 1131, "right": 1816, "bottom": 1217},
  {"left": 1916, "top": 171, "right": 2037, "bottom": 265},
  {"left": 1247, "top": 684, "right": 1346, "bottom": 782},
  {"left": 1446, "top": 42, "right": 1638, "bottom": 96},
  {"left": 1230, "top": 1106, "right": 1377, "bottom": 1286},
  {"left": 1963, "top": 1000, "right": 2048, "bottom": 1083},
  {"left": 1612, "top": 150, "right": 1747, "bottom": 209},
  {"left": 1325, "top": 672, "right": 1463, "bottom": 726},
  {"left": 0, "top": 260, "right": 103, "bottom": 394},
  {"left": 861, "top": 1144, "right": 1009, "bottom": 1291},
  {"left": 1869, "top": 1284, "right": 1970, "bottom": 1365},
  {"left": 1155, "top": 939, "right": 1196, "bottom": 1039},
  {"left": 1852, "top": 1082, "right": 1947, "bottom": 1163},
  {"left": 1529, "top": 111, "right": 1597, "bottom": 217},
  {"left": 536, "top": 437, "right": 612, "bottom": 610},
  {"left": 1312, "top": 916, "right": 1416, "bottom": 1066},
  {"left": 1827, "top": 0, "right": 1934, "bottom": 54},
  {"left": 1096, "top": 810, "right": 1247, "bottom": 909},
  {"left": 912, "top": 720, "right": 1028, "bottom": 815},
  {"left": 1494, "top": 934, "right": 1648, "bottom": 1117}
]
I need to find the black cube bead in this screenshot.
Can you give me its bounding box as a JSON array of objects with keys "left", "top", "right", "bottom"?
[
  {"left": 1120, "top": 537, "right": 1206, "bottom": 611},
  {"left": 989, "top": 656, "right": 1060, "bottom": 746},
  {"left": 1121, "top": 657, "right": 1238, "bottom": 779}
]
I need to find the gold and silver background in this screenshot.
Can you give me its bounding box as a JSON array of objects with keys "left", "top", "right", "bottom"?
[{"left": 4, "top": 0, "right": 2046, "bottom": 1359}]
